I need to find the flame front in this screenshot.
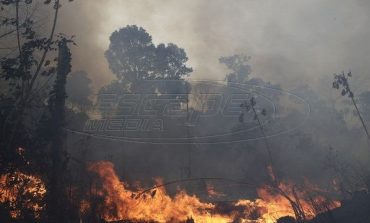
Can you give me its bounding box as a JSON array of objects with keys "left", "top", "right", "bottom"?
[
  {"left": 84, "top": 161, "right": 341, "bottom": 223},
  {"left": 87, "top": 161, "right": 229, "bottom": 222}
]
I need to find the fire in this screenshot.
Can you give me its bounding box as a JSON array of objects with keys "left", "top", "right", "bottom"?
[
  {"left": 86, "top": 161, "right": 230, "bottom": 223},
  {"left": 0, "top": 172, "right": 46, "bottom": 219},
  {"left": 83, "top": 161, "right": 341, "bottom": 223},
  {"left": 250, "top": 183, "right": 341, "bottom": 223}
]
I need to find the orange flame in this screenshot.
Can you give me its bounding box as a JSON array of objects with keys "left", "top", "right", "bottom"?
[
  {"left": 252, "top": 183, "right": 341, "bottom": 223},
  {"left": 83, "top": 161, "right": 341, "bottom": 223},
  {"left": 0, "top": 172, "right": 46, "bottom": 219}
]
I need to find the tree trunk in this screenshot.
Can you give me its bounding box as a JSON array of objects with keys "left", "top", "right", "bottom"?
[{"left": 47, "top": 38, "right": 71, "bottom": 223}]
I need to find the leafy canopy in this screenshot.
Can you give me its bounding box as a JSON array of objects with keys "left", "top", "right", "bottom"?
[{"left": 105, "top": 25, "right": 192, "bottom": 92}]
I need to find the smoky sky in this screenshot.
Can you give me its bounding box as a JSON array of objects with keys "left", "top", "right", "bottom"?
[
  {"left": 57, "top": 0, "right": 370, "bottom": 187},
  {"left": 57, "top": 0, "right": 370, "bottom": 94}
]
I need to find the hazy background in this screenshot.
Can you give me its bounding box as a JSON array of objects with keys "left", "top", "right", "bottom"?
[
  {"left": 56, "top": 0, "right": 370, "bottom": 94},
  {"left": 54, "top": 0, "right": 370, "bottom": 193}
]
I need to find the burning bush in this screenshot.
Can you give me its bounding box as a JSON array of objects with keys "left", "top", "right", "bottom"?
[{"left": 0, "top": 172, "right": 46, "bottom": 220}]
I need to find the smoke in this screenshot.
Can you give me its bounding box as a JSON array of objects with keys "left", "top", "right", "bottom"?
[
  {"left": 59, "top": 0, "right": 370, "bottom": 195},
  {"left": 57, "top": 0, "right": 370, "bottom": 92}
]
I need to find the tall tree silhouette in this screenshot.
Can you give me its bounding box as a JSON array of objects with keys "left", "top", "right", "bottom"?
[
  {"left": 45, "top": 38, "right": 72, "bottom": 223},
  {"left": 105, "top": 25, "right": 192, "bottom": 93},
  {"left": 0, "top": 1, "right": 74, "bottom": 221}
]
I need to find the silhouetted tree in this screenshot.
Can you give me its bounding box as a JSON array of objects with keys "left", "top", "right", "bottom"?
[
  {"left": 332, "top": 71, "right": 370, "bottom": 140},
  {"left": 219, "top": 54, "right": 251, "bottom": 83},
  {"left": 0, "top": 0, "right": 68, "bottom": 167},
  {"left": 0, "top": 0, "right": 74, "bottom": 221},
  {"left": 45, "top": 38, "right": 72, "bottom": 223},
  {"left": 105, "top": 25, "right": 192, "bottom": 93}
]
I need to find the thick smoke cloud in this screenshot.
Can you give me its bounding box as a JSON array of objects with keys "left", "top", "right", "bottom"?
[
  {"left": 59, "top": 0, "right": 370, "bottom": 191},
  {"left": 57, "top": 0, "right": 370, "bottom": 93}
]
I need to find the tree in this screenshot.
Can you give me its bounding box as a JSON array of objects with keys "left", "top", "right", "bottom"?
[
  {"left": 66, "top": 70, "right": 92, "bottom": 109},
  {"left": 219, "top": 54, "right": 251, "bottom": 83},
  {"left": 0, "top": 0, "right": 74, "bottom": 221},
  {"left": 43, "top": 38, "right": 72, "bottom": 223},
  {"left": 0, "top": 0, "right": 65, "bottom": 162},
  {"left": 332, "top": 71, "right": 370, "bottom": 140},
  {"left": 105, "top": 25, "right": 155, "bottom": 83},
  {"left": 105, "top": 25, "right": 192, "bottom": 93}
]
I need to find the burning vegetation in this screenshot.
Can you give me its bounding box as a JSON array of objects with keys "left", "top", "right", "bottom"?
[
  {"left": 0, "top": 172, "right": 46, "bottom": 220},
  {"left": 78, "top": 161, "right": 340, "bottom": 223},
  {"left": 1, "top": 1, "right": 370, "bottom": 222}
]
